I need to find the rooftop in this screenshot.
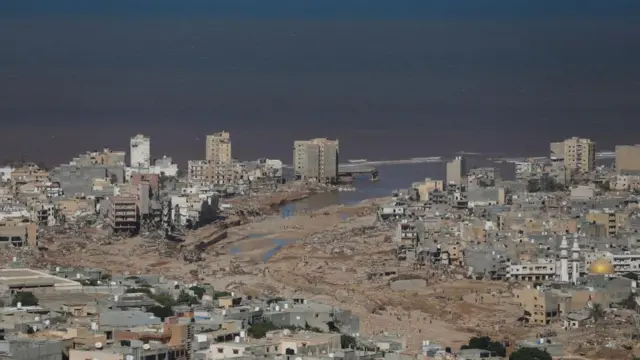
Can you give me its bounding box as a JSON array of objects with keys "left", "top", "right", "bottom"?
[{"left": 0, "top": 268, "right": 82, "bottom": 288}]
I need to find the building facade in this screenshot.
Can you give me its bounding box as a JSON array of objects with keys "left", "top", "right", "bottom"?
[
  {"left": 615, "top": 144, "right": 640, "bottom": 173},
  {"left": 130, "top": 134, "right": 151, "bottom": 168},
  {"left": 206, "top": 131, "right": 232, "bottom": 164},
  {"left": 560, "top": 137, "right": 595, "bottom": 174},
  {"left": 446, "top": 156, "right": 466, "bottom": 187},
  {"left": 293, "top": 138, "right": 339, "bottom": 183}
]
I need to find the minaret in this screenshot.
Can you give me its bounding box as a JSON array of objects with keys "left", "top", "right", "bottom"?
[
  {"left": 571, "top": 234, "right": 580, "bottom": 284},
  {"left": 560, "top": 236, "right": 569, "bottom": 282}
]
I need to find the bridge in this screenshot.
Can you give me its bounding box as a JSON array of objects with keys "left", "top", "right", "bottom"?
[{"left": 338, "top": 165, "right": 379, "bottom": 181}]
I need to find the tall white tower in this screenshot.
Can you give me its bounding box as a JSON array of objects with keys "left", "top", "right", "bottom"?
[
  {"left": 571, "top": 234, "right": 581, "bottom": 284},
  {"left": 559, "top": 236, "right": 569, "bottom": 282},
  {"left": 130, "top": 134, "right": 151, "bottom": 168}
]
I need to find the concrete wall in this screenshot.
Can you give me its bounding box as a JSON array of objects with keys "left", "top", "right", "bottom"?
[{"left": 4, "top": 339, "right": 65, "bottom": 360}]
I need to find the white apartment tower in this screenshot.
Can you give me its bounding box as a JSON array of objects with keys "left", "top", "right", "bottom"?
[
  {"left": 293, "top": 138, "right": 339, "bottom": 184},
  {"left": 206, "top": 131, "right": 232, "bottom": 164},
  {"left": 130, "top": 134, "right": 151, "bottom": 168}
]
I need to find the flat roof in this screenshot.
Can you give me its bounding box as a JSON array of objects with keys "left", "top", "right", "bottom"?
[{"left": 0, "top": 268, "right": 82, "bottom": 287}]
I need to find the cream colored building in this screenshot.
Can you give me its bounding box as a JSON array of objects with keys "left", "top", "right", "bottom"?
[
  {"left": 415, "top": 178, "right": 444, "bottom": 201},
  {"left": 293, "top": 138, "right": 339, "bottom": 183},
  {"left": 615, "top": 145, "right": 640, "bottom": 173},
  {"left": 559, "top": 137, "right": 595, "bottom": 174},
  {"left": 206, "top": 131, "right": 232, "bottom": 164},
  {"left": 187, "top": 160, "right": 244, "bottom": 185},
  {"left": 446, "top": 156, "right": 466, "bottom": 186}
]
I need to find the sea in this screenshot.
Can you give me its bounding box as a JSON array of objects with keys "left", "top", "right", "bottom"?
[
  {"left": 280, "top": 156, "right": 515, "bottom": 214},
  {"left": 2, "top": 1, "right": 640, "bottom": 165}
]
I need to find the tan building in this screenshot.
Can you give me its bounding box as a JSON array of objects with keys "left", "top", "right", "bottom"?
[
  {"left": 559, "top": 137, "right": 595, "bottom": 174},
  {"left": 415, "top": 178, "right": 444, "bottom": 201},
  {"left": 71, "top": 148, "right": 126, "bottom": 167},
  {"left": 446, "top": 156, "right": 466, "bottom": 186},
  {"left": 106, "top": 196, "right": 138, "bottom": 233},
  {"left": 187, "top": 160, "right": 243, "bottom": 185},
  {"left": 206, "top": 131, "right": 232, "bottom": 164},
  {"left": 10, "top": 166, "right": 49, "bottom": 184},
  {"left": 0, "top": 219, "right": 37, "bottom": 247},
  {"left": 615, "top": 145, "right": 640, "bottom": 173},
  {"left": 293, "top": 138, "right": 339, "bottom": 183},
  {"left": 585, "top": 210, "right": 628, "bottom": 237},
  {"left": 513, "top": 288, "right": 570, "bottom": 325}
]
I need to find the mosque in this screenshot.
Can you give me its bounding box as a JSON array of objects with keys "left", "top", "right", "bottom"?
[{"left": 558, "top": 234, "right": 616, "bottom": 283}]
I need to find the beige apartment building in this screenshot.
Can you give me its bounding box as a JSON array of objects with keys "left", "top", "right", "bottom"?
[
  {"left": 556, "top": 137, "right": 595, "bottom": 174},
  {"left": 206, "top": 131, "right": 232, "bottom": 164},
  {"left": 293, "top": 138, "right": 339, "bottom": 183},
  {"left": 615, "top": 145, "right": 640, "bottom": 173},
  {"left": 446, "top": 156, "right": 466, "bottom": 186}
]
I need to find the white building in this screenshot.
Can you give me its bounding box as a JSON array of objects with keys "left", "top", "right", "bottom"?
[
  {"left": 0, "top": 167, "right": 13, "bottom": 182},
  {"left": 584, "top": 250, "right": 640, "bottom": 274},
  {"left": 514, "top": 162, "right": 532, "bottom": 179},
  {"left": 508, "top": 258, "right": 557, "bottom": 281},
  {"left": 130, "top": 134, "right": 151, "bottom": 168},
  {"left": 125, "top": 156, "right": 179, "bottom": 181}
]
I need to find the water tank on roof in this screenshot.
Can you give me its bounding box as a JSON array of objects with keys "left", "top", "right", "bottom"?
[{"left": 143, "top": 344, "right": 151, "bottom": 350}]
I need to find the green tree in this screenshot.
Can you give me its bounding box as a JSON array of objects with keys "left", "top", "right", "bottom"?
[
  {"left": 509, "top": 347, "right": 552, "bottom": 360},
  {"left": 247, "top": 321, "right": 278, "bottom": 339},
  {"left": 125, "top": 287, "right": 152, "bottom": 295},
  {"left": 213, "top": 291, "right": 232, "bottom": 299},
  {"left": 618, "top": 293, "right": 638, "bottom": 311},
  {"left": 341, "top": 334, "right": 357, "bottom": 349},
  {"left": 189, "top": 286, "right": 207, "bottom": 300},
  {"left": 151, "top": 292, "right": 176, "bottom": 307},
  {"left": 590, "top": 303, "right": 605, "bottom": 323},
  {"left": 527, "top": 179, "right": 540, "bottom": 193},
  {"left": 460, "top": 336, "right": 506, "bottom": 357},
  {"left": 12, "top": 291, "right": 38, "bottom": 306},
  {"left": 176, "top": 290, "right": 200, "bottom": 305},
  {"left": 622, "top": 272, "right": 639, "bottom": 281},
  {"left": 148, "top": 306, "right": 174, "bottom": 320}
]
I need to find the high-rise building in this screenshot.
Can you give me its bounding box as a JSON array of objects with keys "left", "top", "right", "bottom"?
[
  {"left": 205, "top": 131, "right": 232, "bottom": 164},
  {"left": 446, "top": 156, "right": 466, "bottom": 186},
  {"left": 130, "top": 134, "right": 151, "bottom": 168},
  {"left": 615, "top": 145, "right": 640, "bottom": 173},
  {"left": 561, "top": 137, "right": 595, "bottom": 174},
  {"left": 293, "top": 138, "right": 339, "bottom": 183}
]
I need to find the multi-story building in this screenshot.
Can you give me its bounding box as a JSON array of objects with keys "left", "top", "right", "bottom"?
[
  {"left": 187, "top": 160, "right": 243, "bottom": 185},
  {"left": 513, "top": 287, "right": 569, "bottom": 325},
  {"left": 559, "top": 137, "right": 595, "bottom": 174},
  {"left": 615, "top": 144, "right": 640, "bottom": 173},
  {"left": 206, "top": 131, "right": 232, "bottom": 164},
  {"left": 508, "top": 259, "right": 557, "bottom": 282},
  {"left": 130, "top": 134, "right": 151, "bottom": 168},
  {"left": 106, "top": 196, "right": 139, "bottom": 233},
  {"left": 585, "top": 209, "right": 628, "bottom": 238},
  {"left": 293, "top": 138, "right": 339, "bottom": 183},
  {"left": 445, "top": 156, "right": 466, "bottom": 187}
]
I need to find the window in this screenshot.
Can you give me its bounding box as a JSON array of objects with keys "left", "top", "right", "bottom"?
[
  {"left": 233, "top": 349, "right": 239, "bottom": 355},
  {"left": 217, "top": 348, "right": 223, "bottom": 353}
]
